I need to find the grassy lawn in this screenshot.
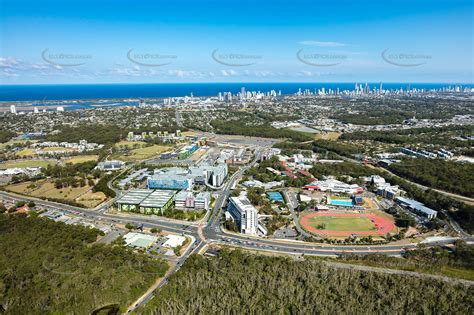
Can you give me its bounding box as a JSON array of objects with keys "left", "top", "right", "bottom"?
[
  {"left": 42, "top": 146, "right": 76, "bottom": 152},
  {"left": 112, "top": 144, "right": 172, "bottom": 162},
  {"left": 114, "top": 140, "right": 148, "bottom": 148},
  {"left": 5, "top": 179, "right": 103, "bottom": 207},
  {"left": 362, "top": 197, "right": 378, "bottom": 210},
  {"left": 334, "top": 259, "right": 474, "bottom": 281},
  {"left": 182, "top": 131, "right": 197, "bottom": 137},
  {"left": 76, "top": 190, "right": 107, "bottom": 208},
  {"left": 307, "top": 216, "right": 376, "bottom": 232},
  {"left": 0, "top": 159, "right": 56, "bottom": 169},
  {"left": 190, "top": 148, "right": 207, "bottom": 161},
  {"left": 367, "top": 208, "right": 397, "bottom": 223},
  {"left": 314, "top": 132, "right": 341, "bottom": 141},
  {"left": 440, "top": 265, "right": 474, "bottom": 281},
  {"left": 16, "top": 148, "right": 36, "bottom": 157},
  {"left": 63, "top": 155, "right": 99, "bottom": 164},
  {"left": 0, "top": 139, "right": 38, "bottom": 150}
]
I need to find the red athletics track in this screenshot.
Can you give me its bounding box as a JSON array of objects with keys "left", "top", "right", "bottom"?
[{"left": 300, "top": 212, "right": 396, "bottom": 237}]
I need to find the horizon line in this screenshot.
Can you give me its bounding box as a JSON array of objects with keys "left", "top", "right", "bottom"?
[{"left": 1, "top": 81, "right": 473, "bottom": 87}]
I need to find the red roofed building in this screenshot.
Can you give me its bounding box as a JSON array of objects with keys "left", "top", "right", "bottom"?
[
  {"left": 279, "top": 161, "right": 297, "bottom": 179},
  {"left": 297, "top": 169, "right": 315, "bottom": 179},
  {"left": 15, "top": 204, "right": 30, "bottom": 214}
]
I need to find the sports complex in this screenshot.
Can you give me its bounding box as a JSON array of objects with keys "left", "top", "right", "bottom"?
[{"left": 299, "top": 211, "right": 396, "bottom": 237}]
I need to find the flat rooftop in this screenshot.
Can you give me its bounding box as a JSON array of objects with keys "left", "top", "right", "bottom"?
[
  {"left": 124, "top": 232, "right": 158, "bottom": 248},
  {"left": 116, "top": 189, "right": 152, "bottom": 205},
  {"left": 116, "top": 189, "right": 175, "bottom": 208},
  {"left": 140, "top": 190, "right": 175, "bottom": 208}
]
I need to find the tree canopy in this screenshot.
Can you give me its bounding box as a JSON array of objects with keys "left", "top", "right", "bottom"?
[
  {"left": 0, "top": 215, "right": 168, "bottom": 314},
  {"left": 143, "top": 249, "right": 473, "bottom": 314}
]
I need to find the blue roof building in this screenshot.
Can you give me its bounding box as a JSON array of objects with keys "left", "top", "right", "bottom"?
[{"left": 267, "top": 192, "right": 284, "bottom": 203}]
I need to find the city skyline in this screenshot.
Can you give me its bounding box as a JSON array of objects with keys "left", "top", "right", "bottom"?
[{"left": 1, "top": 0, "right": 473, "bottom": 84}]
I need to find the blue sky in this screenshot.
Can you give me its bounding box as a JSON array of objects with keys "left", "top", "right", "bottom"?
[{"left": 0, "top": 0, "right": 472, "bottom": 84}]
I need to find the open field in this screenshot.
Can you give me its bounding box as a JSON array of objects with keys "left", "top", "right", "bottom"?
[
  {"left": 76, "top": 190, "right": 107, "bottom": 208},
  {"left": 190, "top": 148, "right": 207, "bottom": 161},
  {"left": 362, "top": 197, "right": 378, "bottom": 210},
  {"left": 307, "top": 215, "right": 375, "bottom": 231},
  {"left": 16, "top": 148, "right": 36, "bottom": 157},
  {"left": 42, "top": 146, "right": 76, "bottom": 152},
  {"left": 63, "top": 155, "right": 99, "bottom": 164},
  {"left": 182, "top": 131, "right": 197, "bottom": 137},
  {"left": 114, "top": 140, "right": 148, "bottom": 148},
  {"left": 16, "top": 147, "right": 78, "bottom": 158},
  {"left": 314, "top": 132, "right": 341, "bottom": 141},
  {"left": 300, "top": 212, "right": 396, "bottom": 237},
  {"left": 0, "top": 159, "right": 56, "bottom": 169},
  {"left": 289, "top": 126, "right": 318, "bottom": 134},
  {"left": 0, "top": 139, "right": 38, "bottom": 150},
  {"left": 112, "top": 144, "right": 172, "bottom": 161},
  {"left": 334, "top": 258, "right": 474, "bottom": 282},
  {"left": 5, "top": 179, "right": 105, "bottom": 207}
]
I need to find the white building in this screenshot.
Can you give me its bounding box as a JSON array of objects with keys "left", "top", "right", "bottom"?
[
  {"left": 304, "top": 178, "right": 363, "bottom": 194},
  {"left": 123, "top": 232, "right": 158, "bottom": 249},
  {"left": 260, "top": 148, "right": 281, "bottom": 161},
  {"left": 96, "top": 160, "right": 124, "bottom": 171},
  {"left": 174, "top": 190, "right": 195, "bottom": 208},
  {"left": 227, "top": 194, "right": 259, "bottom": 235},
  {"left": 163, "top": 235, "right": 186, "bottom": 248},
  {"left": 364, "top": 175, "right": 386, "bottom": 186},
  {"left": 195, "top": 192, "right": 210, "bottom": 210},
  {"left": 395, "top": 197, "right": 437, "bottom": 219},
  {"left": 189, "top": 163, "right": 228, "bottom": 187}
]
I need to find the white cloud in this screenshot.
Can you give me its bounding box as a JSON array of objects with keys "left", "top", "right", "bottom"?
[
  {"left": 0, "top": 57, "right": 21, "bottom": 68},
  {"left": 220, "top": 69, "right": 238, "bottom": 76}
]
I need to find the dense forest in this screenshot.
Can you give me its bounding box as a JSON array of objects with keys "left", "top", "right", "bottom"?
[
  {"left": 312, "top": 139, "right": 363, "bottom": 158},
  {"left": 339, "top": 241, "right": 474, "bottom": 280},
  {"left": 332, "top": 99, "right": 473, "bottom": 125},
  {"left": 210, "top": 120, "right": 312, "bottom": 142},
  {"left": 310, "top": 161, "right": 373, "bottom": 179},
  {"left": 388, "top": 159, "right": 474, "bottom": 198},
  {"left": 142, "top": 249, "right": 473, "bottom": 314},
  {"left": 339, "top": 125, "right": 474, "bottom": 149},
  {"left": 334, "top": 110, "right": 414, "bottom": 125},
  {"left": 46, "top": 124, "right": 126, "bottom": 144},
  {"left": 0, "top": 215, "right": 168, "bottom": 314},
  {"left": 0, "top": 129, "right": 15, "bottom": 144},
  {"left": 92, "top": 174, "right": 117, "bottom": 198}
]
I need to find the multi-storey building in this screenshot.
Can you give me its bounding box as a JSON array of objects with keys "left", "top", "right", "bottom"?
[{"left": 227, "top": 194, "right": 259, "bottom": 235}]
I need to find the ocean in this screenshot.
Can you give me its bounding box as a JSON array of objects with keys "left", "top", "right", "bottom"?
[{"left": 0, "top": 82, "right": 470, "bottom": 103}]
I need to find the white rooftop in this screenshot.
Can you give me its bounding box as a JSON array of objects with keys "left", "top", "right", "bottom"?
[
  {"left": 123, "top": 232, "right": 158, "bottom": 248},
  {"left": 163, "top": 235, "right": 186, "bottom": 248}
]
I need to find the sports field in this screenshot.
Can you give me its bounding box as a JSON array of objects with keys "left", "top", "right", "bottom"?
[
  {"left": 300, "top": 212, "right": 396, "bottom": 237},
  {"left": 111, "top": 144, "right": 172, "bottom": 161},
  {"left": 0, "top": 159, "right": 56, "bottom": 169},
  {"left": 63, "top": 155, "right": 99, "bottom": 164}
]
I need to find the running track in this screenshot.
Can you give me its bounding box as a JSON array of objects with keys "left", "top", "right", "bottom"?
[{"left": 300, "top": 212, "right": 396, "bottom": 237}]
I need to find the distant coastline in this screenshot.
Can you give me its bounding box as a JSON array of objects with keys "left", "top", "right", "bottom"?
[{"left": 0, "top": 82, "right": 472, "bottom": 102}]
